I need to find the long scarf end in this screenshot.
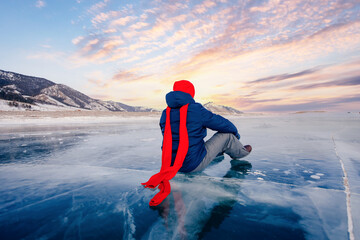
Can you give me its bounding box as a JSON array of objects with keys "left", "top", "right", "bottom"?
[{"left": 141, "top": 182, "right": 157, "bottom": 189}]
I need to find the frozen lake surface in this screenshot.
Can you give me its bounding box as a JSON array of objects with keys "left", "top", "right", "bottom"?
[{"left": 0, "top": 113, "right": 359, "bottom": 240}]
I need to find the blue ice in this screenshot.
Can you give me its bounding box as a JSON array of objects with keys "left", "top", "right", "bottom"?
[{"left": 0, "top": 113, "right": 359, "bottom": 239}]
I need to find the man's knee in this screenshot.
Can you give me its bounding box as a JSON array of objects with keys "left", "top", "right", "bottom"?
[
  {"left": 214, "top": 132, "right": 235, "bottom": 139},
  {"left": 219, "top": 132, "right": 238, "bottom": 142}
]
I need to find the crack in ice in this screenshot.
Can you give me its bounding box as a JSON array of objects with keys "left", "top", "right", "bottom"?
[
  {"left": 332, "top": 136, "right": 355, "bottom": 240},
  {"left": 0, "top": 184, "right": 93, "bottom": 217}
]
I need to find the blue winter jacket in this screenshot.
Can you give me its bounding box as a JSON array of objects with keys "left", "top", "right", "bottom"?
[{"left": 160, "top": 91, "right": 240, "bottom": 173}]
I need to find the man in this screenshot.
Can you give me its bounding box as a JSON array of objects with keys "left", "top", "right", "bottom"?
[
  {"left": 160, "top": 80, "right": 251, "bottom": 173},
  {"left": 142, "top": 80, "right": 251, "bottom": 206}
]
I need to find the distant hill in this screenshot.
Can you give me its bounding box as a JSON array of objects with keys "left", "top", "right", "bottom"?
[
  {"left": 203, "top": 102, "right": 243, "bottom": 114},
  {"left": 0, "top": 69, "right": 244, "bottom": 114},
  {"left": 0, "top": 69, "right": 156, "bottom": 112}
]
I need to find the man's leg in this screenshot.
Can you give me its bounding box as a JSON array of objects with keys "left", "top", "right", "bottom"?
[{"left": 191, "top": 133, "right": 250, "bottom": 172}]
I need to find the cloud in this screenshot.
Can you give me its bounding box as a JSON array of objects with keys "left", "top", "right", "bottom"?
[
  {"left": 112, "top": 69, "right": 150, "bottom": 83},
  {"left": 40, "top": 44, "right": 52, "bottom": 49},
  {"left": 130, "top": 21, "right": 149, "bottom": 30},
  {"left": 35, "top": 0, "right": 46, "bottom": 8},
  {"left": 91, "top": 12, "right": 111, "bottom": 25},
  {"left": 70, "top": 35, "right": 127, "bottom": 65},
  {"left": 80, "top": 38, "right": 100, "bottom": 54},
  {"left": 110, "top": 16, "right": 135, "bottom": 26},
  {"left": 103, "top": 28, "right": 117, "bottom": 33},
  {"left": 246, "top": 59, "right": 360, "bottom": 91},
  {"left": 193, "top": 0, "right": 217, "bottom": 14},
  {"left": 252, "top": 95, "right": 360, "bottom": 112},
  {"left": 248, "top": 68, "right": 323, "bottom": 85},
  {"left": 87, "top": 0, "right": 109, "bottom": 14},
  {"left": 72, "top": 36, "right": 84, "bottom": 45},
  {"left": 292, "top": 75, "right": 360, "bottom": 90}
]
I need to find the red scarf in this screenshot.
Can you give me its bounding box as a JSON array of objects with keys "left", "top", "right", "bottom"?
[{"left": 141, "top": 104, "right": 189, "bottom": 206}]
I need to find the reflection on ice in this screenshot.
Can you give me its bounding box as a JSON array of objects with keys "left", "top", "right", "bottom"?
[{"left": 0, "top": 113, "right": 359, "bottom": 239}]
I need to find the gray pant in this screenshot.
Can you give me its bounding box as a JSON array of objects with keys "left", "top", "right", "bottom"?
[{"left": 191, "top": 133, "right": 250, "bottom": 172}]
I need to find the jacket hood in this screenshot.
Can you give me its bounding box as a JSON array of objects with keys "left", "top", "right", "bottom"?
[
  {"left": 166, "top": 91, "right": 195, "bottom": 108},
  {"left": 173, "top": 80, "right": 195, "bottom": 98}
]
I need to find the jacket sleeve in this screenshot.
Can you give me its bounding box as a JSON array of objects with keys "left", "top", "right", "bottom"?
[
  {"left": 159, "top": 109, "right": 166, "bottom": 136},
  {"left": 200, "top": 104, "right": 240, "bottom": 139}
]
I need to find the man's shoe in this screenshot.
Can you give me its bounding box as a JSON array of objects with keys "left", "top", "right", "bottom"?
[{"left": 244, "top": 145, "right": 252, "bottom": 153}]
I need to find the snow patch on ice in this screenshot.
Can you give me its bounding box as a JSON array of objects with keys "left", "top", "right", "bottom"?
[
  {"left": 251, "top": 170, "right": 266, "bottom": 177},
  {"left": 140, "top": 138, "right": 156, "bottom": 142}
]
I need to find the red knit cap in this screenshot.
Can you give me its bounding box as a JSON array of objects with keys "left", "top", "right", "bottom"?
[{"left": 173, "top": 80, "right": 195, "bottom": 98}]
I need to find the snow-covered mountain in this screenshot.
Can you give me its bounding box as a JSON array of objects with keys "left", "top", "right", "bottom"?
[
  {"left": 203, "top": 102, "right": 243, "bottom": 114},
  {"left": 0, "top": 69, "right": 156, "bottom": 112}
]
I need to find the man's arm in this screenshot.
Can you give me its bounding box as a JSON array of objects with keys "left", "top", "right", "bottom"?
[
  {"left": 200, "top": 104, "right": 240, "bottom": 139},
  {"left": 159, "top": 109, "right": 166, "bottom": 136}
]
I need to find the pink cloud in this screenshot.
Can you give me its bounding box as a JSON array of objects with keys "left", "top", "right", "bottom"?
[
  {"left": 87, "top": 0, "right": 109, "bottom": 14},
  {"left": 110, "top": 16, "right": 135, "bottom": 26},
  {"left": 130, "top": 21, "right": 149, "bottom": 30},
  {"left": 193, "top": 0, "right": 216, "bottom": 14},
  {"left": 72, "top": 36, "right": 84, "bottom": 45},
  {"left": 35, "top": 0, "right": 46, "bottom": 8},
  {"left": 112, "top": 69, "right": 150, "bottom": 83}
]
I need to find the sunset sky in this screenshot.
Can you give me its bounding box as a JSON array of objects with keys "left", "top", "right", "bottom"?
[{"left": 1, "top": 0, "right": 359, "bottom": 112}]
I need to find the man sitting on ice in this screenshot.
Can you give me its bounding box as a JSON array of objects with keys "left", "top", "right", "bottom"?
[{"left": 142, "top": 80, "right": 251, "bottom": 206}]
